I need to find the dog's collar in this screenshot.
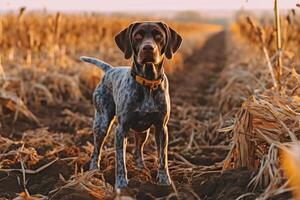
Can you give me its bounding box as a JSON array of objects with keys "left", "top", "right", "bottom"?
[{"left": 131, "top": 70, "right": 163, "bottom": 90}]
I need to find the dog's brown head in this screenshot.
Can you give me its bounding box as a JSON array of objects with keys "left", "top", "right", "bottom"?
[{"left": 115, "top": 22, "right": 182, "bottom": 65}]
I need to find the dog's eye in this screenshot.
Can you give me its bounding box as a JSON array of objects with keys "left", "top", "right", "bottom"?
[
  {"left": 154, "top": 34, "right": 162, "bottom": 40},
  {"left": 134, "top": 33, "right": 143, "bottom": 40}
]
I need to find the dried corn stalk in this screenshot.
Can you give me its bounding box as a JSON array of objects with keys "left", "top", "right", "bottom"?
[
  {"left": 223, "top": 86, "right": 300, "bottom": 194},
  {"left": 0, "top": 90, "right": 40, "bottom": 124}
]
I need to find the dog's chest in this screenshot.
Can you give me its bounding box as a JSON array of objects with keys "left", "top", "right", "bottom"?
[
  {"left": 129, "top": 90, "right": 165, "bottom": 131},
  {"left": 130, "top": 111, "right": 159, "bottom": 132},
  {"left": 135, "top": 90, "right": 159, "bottom": 112}
]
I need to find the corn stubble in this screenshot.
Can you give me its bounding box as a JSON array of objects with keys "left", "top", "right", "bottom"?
[{"left": 222, "top": 4, "right": 300, "bottom": 199}]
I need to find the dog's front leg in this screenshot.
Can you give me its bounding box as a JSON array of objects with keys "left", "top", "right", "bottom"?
[
  {"left": 134, "top": 130, "right": 149, "bottom": 169},
  {"left": 115, "top": 124, "right": 128, "bottom": 188},
  {"left": 155, "top": 125, "right": 171, "bottom": 185}
]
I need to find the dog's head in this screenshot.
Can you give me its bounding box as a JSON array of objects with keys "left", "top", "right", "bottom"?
[{"left": 115, "top": 21, "right": 182, "bottom": 65}]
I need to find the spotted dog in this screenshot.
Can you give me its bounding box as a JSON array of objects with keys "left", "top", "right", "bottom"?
[{"left": 80, "top": 21, "right": 182, "bottom": 188}]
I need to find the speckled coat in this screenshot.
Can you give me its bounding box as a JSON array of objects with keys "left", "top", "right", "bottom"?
[
  {"left": 80, "top": 57, "right": 171, "bottom": 188},
  {"left": 80, "top": 21, "right": 182, "bottom": 189}
]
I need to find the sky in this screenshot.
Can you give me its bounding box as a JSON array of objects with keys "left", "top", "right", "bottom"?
[{"left": 0, "top": 0, "right": 299, "bottom": 11}]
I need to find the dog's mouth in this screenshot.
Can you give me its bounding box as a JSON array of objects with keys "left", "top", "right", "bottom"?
[
  {"left": 138, "top": 51, "right": 160, "bottom": 64},
  {"left": 142, "top": 56, "right": 155, "bottom": 63}
]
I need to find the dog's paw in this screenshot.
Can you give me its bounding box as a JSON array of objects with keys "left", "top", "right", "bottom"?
[
  {"left": 115, "top": 177, "right": 128, "bottom": 188},
  {"left": 156, "top": 170, "right": 171, "bottom": 185}
]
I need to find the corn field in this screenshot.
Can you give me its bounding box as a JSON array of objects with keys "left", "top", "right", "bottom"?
[{"left": 0, "top": 4, "right": 300, "bottom": 200}]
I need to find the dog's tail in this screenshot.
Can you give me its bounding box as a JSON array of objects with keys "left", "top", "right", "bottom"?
[{"left": 80, "top": 56, "right": 112, "bottom": 72}]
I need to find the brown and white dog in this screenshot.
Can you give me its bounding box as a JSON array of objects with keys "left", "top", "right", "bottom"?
[{"left": 80, "top": 21, "right": 182, "bottom": 188}]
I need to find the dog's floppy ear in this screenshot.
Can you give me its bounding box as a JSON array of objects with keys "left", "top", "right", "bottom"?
[
  {"left": 115, "top": 22, "right": 140, "bottom": 59},
  {"left": 158, "top": 22, "right": 182, "bottom": 59}
]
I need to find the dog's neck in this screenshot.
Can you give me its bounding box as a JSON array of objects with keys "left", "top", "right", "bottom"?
[{"left": 131, "top": 58, "right": 164, "bottom": 80}]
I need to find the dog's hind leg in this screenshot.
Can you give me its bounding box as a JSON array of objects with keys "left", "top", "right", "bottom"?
[
  {"left": 133, "top": 130, "right": 149, "bottom": 169},
  {"left": 115, "top": 124, "right": 129, "bottom": 188},
  {"left": 90, "top": 110, "right": 115, "bottom": 170}
]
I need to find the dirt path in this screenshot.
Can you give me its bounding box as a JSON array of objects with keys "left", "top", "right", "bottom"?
[{"left": 168, "top": 31, "right": 227, "bottom": 164}]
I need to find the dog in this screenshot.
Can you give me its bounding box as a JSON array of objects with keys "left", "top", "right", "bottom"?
[{"left": 80, "top": 21, "right": 182, "bottom": 188}]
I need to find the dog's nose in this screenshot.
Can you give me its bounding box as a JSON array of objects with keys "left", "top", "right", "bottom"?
[{"left": 142, "top": 45, "right": 154, "bottom": 51}]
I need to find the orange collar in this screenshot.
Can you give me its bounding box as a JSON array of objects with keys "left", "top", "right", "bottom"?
[{"left": 132, "top": 73, "right": 163, "bottom": 90}]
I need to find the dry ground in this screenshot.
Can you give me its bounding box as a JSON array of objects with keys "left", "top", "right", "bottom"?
[{"left": 0, "top": 18, "right": 292, "bottom": 199}]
